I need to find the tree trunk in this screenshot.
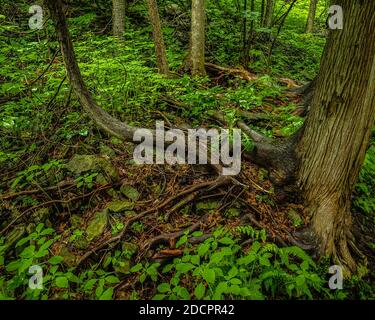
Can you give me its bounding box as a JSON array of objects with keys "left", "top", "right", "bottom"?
[
  {"left": 45, "top": 0, "right": 375, "bottom": 273},
  {"left": 297, "top": 0, "right": 375, "bottom": 271},
  {"left": 191, "top": 0, "right": 206, "bottom": 76},
  {"left": 262, "top": 0, "right": 273, "bottom": 28},
  {"left": 45, "top": 0, "right": 138, "bottom": 141},
  {"left": 260, "top": 0, "right": 265, "bottom": 24},
  {"left": 112, "top": 0, "right": 126, "bottom": 37},
  {"left": 241, "top": 0, "right": 248, "bottom": 65},
  {"left": 147, "top": 0, "right": 170, "bottom": 75},
  {"left": 306, "top": 0, "right": 318, "bottom": 33}
]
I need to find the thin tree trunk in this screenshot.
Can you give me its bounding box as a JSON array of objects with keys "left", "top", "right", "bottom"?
[
  {"left": 262, "top": 0, "right": 273, "bottom": 28},
  {"left": 147, "top": 0, "right": 169, "bottom": 75},
  {"left": 297, "top": 0, "right": 375, "bottom": 271},
  {"left": 261, "top": 0, "right": 265, "bottom": 24},
  {"left": 241, "top": 0, "right": 248, "bottom": 65},
  {"left": 191, "top": 0, "right": 206, "bottom": 76},
  {"left": 112, "top": 0, "right": 126, "bottom": 37},
  {"left": 306, "top": 0, "right": 318, "bottom": 33}
]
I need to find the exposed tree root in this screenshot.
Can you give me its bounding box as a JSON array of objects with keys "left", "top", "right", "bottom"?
[
  {"left": 0, "top": 183, "right": 113, "bottom": 236},
  {"left": 142, "top": 214, "right": 208, "bottom": 254},
  {"left": 44, "top": 0, "right": 370, "bottom": 274},
  {"left": 204, "top": 62, "right": 258, "bottom": 82},
  {"left": 76, "top": 177, "right": 231, "bottom": 266}
]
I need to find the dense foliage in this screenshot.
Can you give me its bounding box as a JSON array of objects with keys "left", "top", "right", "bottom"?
[{"left": 0, "top": 0, "right": 373, "bottom": 300}]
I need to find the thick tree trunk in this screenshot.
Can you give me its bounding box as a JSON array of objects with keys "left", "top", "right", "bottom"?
[
  {"left": 262, "top": 0, "right": 273, "bottom": 28},
  {"left": 297, "top": 0, "right": 375, "bottom": 271},
  {"left": 191, "top": 0, "right": 206, "bottom": 76},
  {"left": 305, "top": 0, "right": 318, "bottom": 33},
  {"left": 147, "top": 0, "right": 170, "bottom": 75},
  {"left": 112, "top": 0, "right": 126, "bottom": 37}
]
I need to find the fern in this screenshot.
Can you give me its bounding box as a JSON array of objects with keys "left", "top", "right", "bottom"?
[{"left": 236, "top": 226, "right": 267, "bottom": 242}]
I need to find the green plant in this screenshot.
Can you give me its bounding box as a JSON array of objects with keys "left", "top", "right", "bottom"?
[
  {"left": 75, "top": 172, "right": 98, "bottom": 189},
  {"left": 0, "top": 223, "right": 61, "bottom": 299},
  {"left": 131, "top": 228, "right": 331, "bottom": 300}
]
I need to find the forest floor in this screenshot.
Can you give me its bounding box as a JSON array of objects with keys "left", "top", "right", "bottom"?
[{"left": 0, "top": 9, "right": 374, "bottom": 300}]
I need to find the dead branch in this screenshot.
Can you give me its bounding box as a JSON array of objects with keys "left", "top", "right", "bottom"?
[
  {"left": 205, "top": 63, "right": 258, "bottom": 81},
  {"left": 0, "top": 183, "right": 113, "bottom": 236},
  {"left": 0, "top": 180, "right": 75, "bottom": 200},
  {"left": 76, "top": 177, "right": 231, "bottom": 266}
]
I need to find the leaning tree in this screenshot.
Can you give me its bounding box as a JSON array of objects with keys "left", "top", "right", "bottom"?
[{"left": 44, "top": 0, "right": 375, "bottom": 272}]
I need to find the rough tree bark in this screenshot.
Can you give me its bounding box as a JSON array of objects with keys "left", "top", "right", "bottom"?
[
  {"left": 262, "top": 0, "right": 273, "bottom": 28},
  {"left": 147, "top": 0, "right": 170, "bottom": 75},
  {"left": 112, "top": 0, "right": 126, "bottom": 37},
  {"left": 306, "top": 0, "right": 318, "bottom": 33},
  {"left": 296, "top": 0, "right": 375, "bottom": 271},
  {"left": 191, "top": 0, "right": 206, "bottom": 76}
]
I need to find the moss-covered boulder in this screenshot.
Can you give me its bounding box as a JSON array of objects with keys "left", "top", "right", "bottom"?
[
  {"left": 196, "top": 200, "right": 220, "bottom": 212},
  {"left": 4, "top": 225, "right": 25, "bottom": 251},
  {"left": 31, "top": 208, "right": 50, "bottom": 224},
  {"left": 107, "top": 200, "right": 134, "bottom": 212},
  {"left": 113, "top": 259, "right": 131, "bottom": 275},
  {"left": 59, "top": 246, "right": 77, "bottom": 267},
  {"left": 66, "top": 154, "right": 119, "bottom": 181},
  {"left": 120, "top": 184, "right": 139, "bottom": 201},
  {"left": 288, "top": 209, "right": 303, "bottom": 227},
  {"left": 122, "top": 242, "right": 138, "bottom": 256},
  {"left": 86, "top": 210, "right": 108, "bottom": 241}
]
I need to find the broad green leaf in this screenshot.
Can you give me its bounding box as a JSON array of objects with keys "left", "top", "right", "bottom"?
[
  {"left": 203, "top": 269, "right": 215, "bottom": 284},
  {"left": 99, "top": 287, "right": 113, "bottom": 300},
  {"left": 194, "top": 283, "right": 206, "bottom": 299},
  {"left": 157, "top": 283, "right": 171, "bottom": 293},
  {"left": 55, "top": 276, "right": 69, "bottom": 289}
]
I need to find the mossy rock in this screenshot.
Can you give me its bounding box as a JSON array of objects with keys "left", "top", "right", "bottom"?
[
  {"left": 107, "top": 188, "right": 119, "bottom": 199},
  {"left": 122, "top": 242, "right": 138, "bottom": 256},
  {"left": 196, "top": 201, "right": 220, "bottom": 212},
  {"left": 72, "top": 236, "right": 89, "bottom": 250},
  {"left": 70, "top": 214, "right": 82, "bottom": 229},
  {"left": 96, "top": 173, "right": 109, "bottom": 186},
  {"left": 86, "top": 210, "right": 108, "bottom": 241},
  {"left": 113, "top": 259, "right": 131, "bottom": 275},
  {"left": 66, "top": 154, "right": 119, "bottom": 181},
  {"left": 110, "top": 137, "right": 122, "bottom": 146},
  {"left": 224, "top": 208, "right": 241, "bottom": 218},
  {"left": 288, "top": 209, "right": 303, "bottom": 227},
  {"left": 59, "top": 246, "right": 77, "bottom": 267},
  {"left": 99, "top": 144, "right": 116, "bottom": 157},
  {"left": 120, "top": 184, "right": 139, "bottom": 201},
  {"left": 107, "top": 200, "right": 134, "bottom": 212},
  {"left": 4, "top": 225, "right": 25, "bottom": 251},
  {"left": 31, "top": 208, "right": 50, "bottom": 224}
]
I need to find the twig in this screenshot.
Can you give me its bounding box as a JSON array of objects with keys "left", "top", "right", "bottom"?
[
  {"left": 0, "top": 181, "right": 74, "bottom": 200},
  {"left": 0, "top": 184, "right": 112, "bottom": 236},
  {"left": 76, "top": 177, "right": 231, "bottom": 266}
]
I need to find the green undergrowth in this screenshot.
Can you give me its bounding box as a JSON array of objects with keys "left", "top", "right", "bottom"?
[
  {"left": 1, "top": 223, "right": 373, "bottom": 300},
  {"left": 0, "top": 0, "right": 374, "bottom": 301}
]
